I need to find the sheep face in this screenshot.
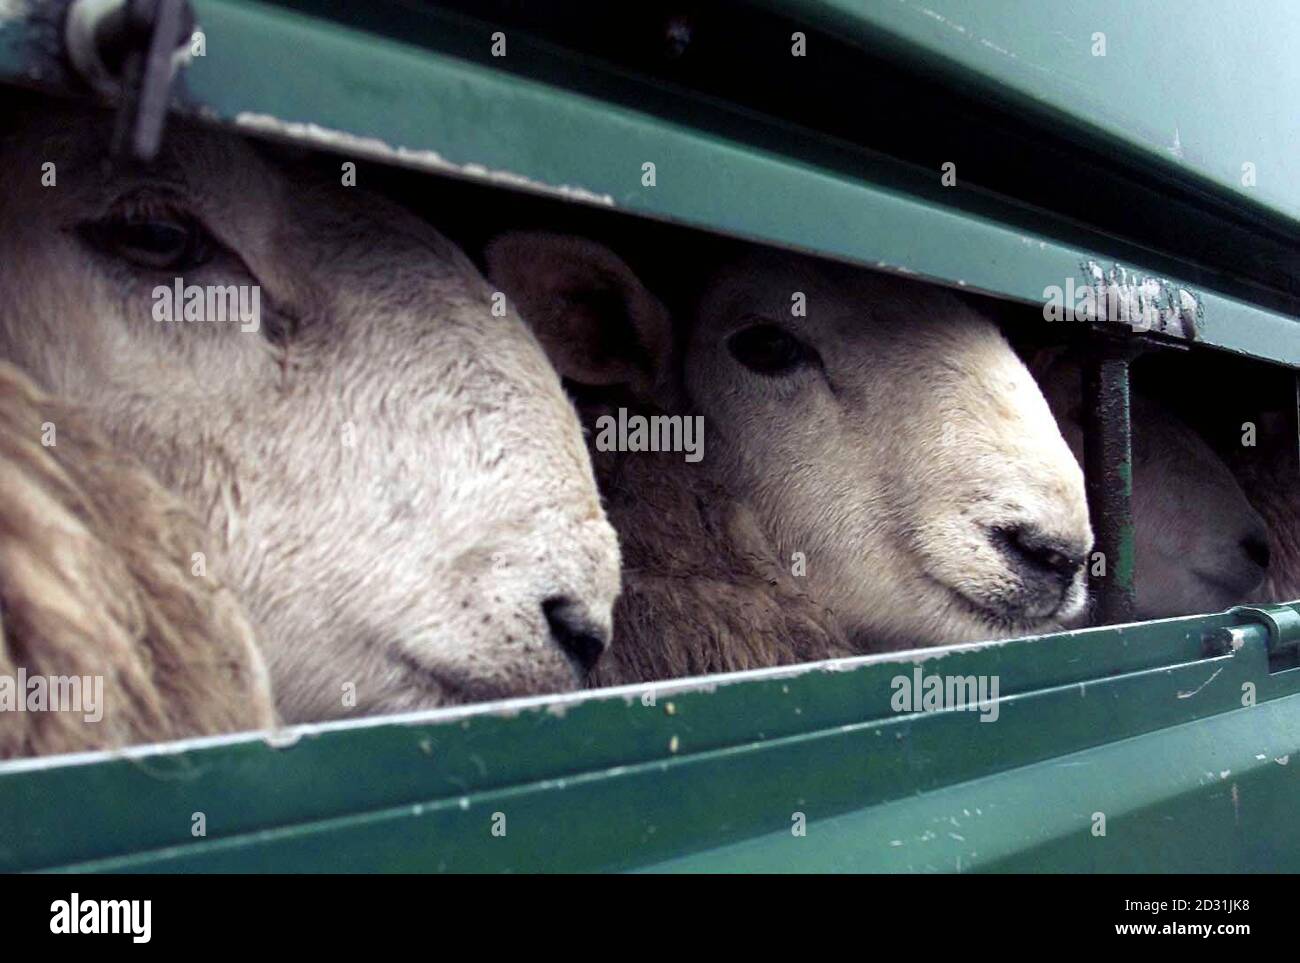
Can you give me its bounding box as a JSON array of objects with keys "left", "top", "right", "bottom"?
[
  {"left": 0, "top": 107, "right": 620, "bottom": 721},
  {"left": 489, "top": 234, "right": 1092, "bottom": 650},
  {"left": 1035, "top": 359, "right": 1268, "bottom": 619},
  {"left": 687, "top": 254, "right": 1092, "bottom": 647},
  {"left": 1127, "top": 404, "right": 1267, "bottom": 617}
]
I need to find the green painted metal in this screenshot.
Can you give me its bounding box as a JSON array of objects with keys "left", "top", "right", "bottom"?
[
  {"left": 1083, "top": 349, "right": 1137, "bottom": 623},
  {"left": 1, "top": 1, "right": 1298, "bottom": 367},
  {"left": 183, "top": 0, "right": 1300, "bottom": 367},
  {"left": 2, "top": 608, "right": 1298, "bottom": 872},
  {"left": 648, "top": 691, "right": 1300, "bottom": 873},
  {"left": 772, "top": 0, "right": 1300, "bottom": 226}
]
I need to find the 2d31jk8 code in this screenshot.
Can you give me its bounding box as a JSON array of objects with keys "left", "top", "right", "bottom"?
[{"left": 1125, "top": 900, "right": 1250, "bottom": 915}]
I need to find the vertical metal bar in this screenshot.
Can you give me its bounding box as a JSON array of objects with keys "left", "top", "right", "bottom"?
[{"left": 1083, "top": 347, "right": 1136, "bottom": 624}]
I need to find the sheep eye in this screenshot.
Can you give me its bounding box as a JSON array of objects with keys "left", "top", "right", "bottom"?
[
  {"left": 78, "top": 210, "right": 215, "bottom": 272},
  {"left": 727, "top": 323, "right": 819, "bottom": 376}
]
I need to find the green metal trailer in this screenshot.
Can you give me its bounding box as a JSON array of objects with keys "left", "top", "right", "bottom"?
[{"left": 2, "top": 0, "right": 1299, "bottom": 872}]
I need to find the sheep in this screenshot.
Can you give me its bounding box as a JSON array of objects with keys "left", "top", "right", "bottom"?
[
  {"left": 1241, "top": 469, "right": 1300, "bottom": 604},
  {"left": 0, "top": 101, "right": 621, "bottom": 729},
  {"left": 1228, "top": 410, "right": 1300, "bottom": 603},
  {"left": 1031, "top": 352, "right": 1270, "bottom": 620},
  {"left": 487, "top": 232, "right": 1093, "bottom": 683},
  {"left": 1243, "top": 502, "right": 1299, "bottom": 603},
  {"left": 597, "top": 351, "right": 1274, "bottom": 681},
  {"left": 0, "top": 362, "right": 276, "bottom": 757},
  {"left": 584, "top": 417, "right": 854, "bottom": 683}
]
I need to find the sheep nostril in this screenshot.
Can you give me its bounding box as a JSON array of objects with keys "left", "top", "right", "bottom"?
[
  {"left": 1036, "top": 547, "right": 1076, "bottom": 577},
  {"left": 1242, "top": 533, "right": 1271, "bottom": 571},
  {"left": 543, "top": 596, "right": 609, "bottom": 674},
  {"left": 996, "top": 526, "right": 1085, "bottom": 585}
]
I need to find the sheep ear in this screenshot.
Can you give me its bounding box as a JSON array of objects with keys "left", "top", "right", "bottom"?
[
  {"left": 1025, "top": 345, "right": 1082, "bottom": 419},
  {"left": 1025, "top": 344, "right": 1072, "bottom": 378},
  {"left": 485, "top": 232, "right": 672, "bottom": 397}
]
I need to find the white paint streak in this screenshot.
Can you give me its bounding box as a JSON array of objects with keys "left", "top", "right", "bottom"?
[
  {"left": 1170, "top": 127, "right": 1185, "bottom": 160},
  {"left": 1177, "top": 667, "right": 1223, "bottom": 699},
  {"left": 234, "top": 113, "right": 616, "bottom": 207},
  {"left": 978, "top": 38, "right": 1018, "bottom": 59},
  {"left": 918, "top": 6, "right": 968, "bottom": 34}
]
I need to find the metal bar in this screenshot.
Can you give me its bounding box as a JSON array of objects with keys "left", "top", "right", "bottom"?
[
  {"left": 0, "top": 608, "right": 1261, "bottom": 871},
  {"left": 124, "top": 0, "right": 196, "bottom": 161},
  {"left": 36, "top": 643, "right": 1300, "bottom": 873},
  {"left": 1083, "top": 345, "right": 1136, "bottom": 623}
]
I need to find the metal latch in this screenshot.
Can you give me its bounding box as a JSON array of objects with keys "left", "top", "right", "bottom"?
[
  {"left": 64, "top": 0, "right": 197, "bottom": 162},
  {"left": 1205, "top": 603, "right": 1300, "bottom": 671}
]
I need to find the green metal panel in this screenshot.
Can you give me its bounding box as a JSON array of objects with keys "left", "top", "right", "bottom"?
[
  {"left": 774, "top": 0, "right": 1300, "bottom": 225},
  {"left": 1, "top": 1, "right": 1297, "bottom": 366},
  {"left": 183, "top": 0, "right": 1300, "bottom": 367},
  {"left": 650, "top": 693, "right": 1300, "bottom": 873},
  {"left": 2, "top": 607, "right": 1298, "bottom": 872}
]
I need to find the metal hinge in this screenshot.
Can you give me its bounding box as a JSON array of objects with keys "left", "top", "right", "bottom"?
[{"left": 64, "top": 0, "right": 197, "bottom": 162}]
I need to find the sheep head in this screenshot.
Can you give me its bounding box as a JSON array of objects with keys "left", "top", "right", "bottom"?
[
  {"left": 490, "top": 232, "right": 1094, "bottom": 651},
  {"left": 0, "top": 106, "right": 621, "bottom": 721}
]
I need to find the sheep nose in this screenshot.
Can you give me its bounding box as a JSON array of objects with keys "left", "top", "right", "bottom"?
[
  {"left": 1241, "top": 532, "right": 1271, "bottom": 571},
  {"left": 543, "top": 596, "right": 610, "bottom": 673},
  {"left": 996, "top": 525, "right": 1086, "bottom": 591}
]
